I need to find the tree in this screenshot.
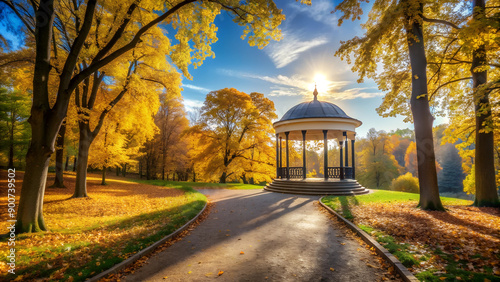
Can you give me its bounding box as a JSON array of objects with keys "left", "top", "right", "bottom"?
[
  {"left": 190, "top": 88, "right": 277, "bottom": 183},
  {"left": 51, "top": 122, "right": 66, "bottom": 187},
  {"left": 335, "top": 0, "right": 445, "bottom": 210},
  {"left": 0, "top": 86, "right": 30, "bottom": 168},
  {"left": 437, "top": 142, "right": 465, "bottom": 193},
  {"left": 157, "top": 95, "right": 189, "bottom": 180},
  {"left": 469, "top": 0, "right": 499, "bottom": 206},
  {"left": 389, "top": 130, "right": 412, "bottom": 167},
  {"left": 1, "top": 0, "right": 285, "bottom": 233},
  {"left": 357, "top": 128, "right": 401, "bottom": 190},
  {"left": 140, "top": 95, "right": 190, "bottom": 180},
  {"left": 417, "top": 0, "right": 499, "bottom": 205},
  {"left": 404, "top": 141, "right": 418, "bottom": 177}
]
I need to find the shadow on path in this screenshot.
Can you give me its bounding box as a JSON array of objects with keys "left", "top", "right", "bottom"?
[{"left": 124, "top": 189, "right": 387, "bottom": 281}]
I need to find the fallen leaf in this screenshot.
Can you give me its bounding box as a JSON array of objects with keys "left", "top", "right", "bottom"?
[
  {"left": 330, "top": 267, "right": 335, "bottom": 271},
  {"left": 218, "top": 270, "right": 224, "bottom": 276},
  {"left": 240, "top": 251, "right": 244, "bottom": 255}
]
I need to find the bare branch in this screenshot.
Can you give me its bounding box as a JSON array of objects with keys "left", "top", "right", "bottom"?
[
  {"left": 429, "top": 77, "right": 472, "bottom": 100},
  {"left": 422, "top": 16, "right": 460, "bottom": 30},
  {"left": 0, "top": 0, "right": 35, "bottom": 35}
]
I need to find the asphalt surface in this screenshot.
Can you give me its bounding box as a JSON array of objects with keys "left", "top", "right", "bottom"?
[{"left": 123, "top": 189, "right": 386, "bottom": 281}]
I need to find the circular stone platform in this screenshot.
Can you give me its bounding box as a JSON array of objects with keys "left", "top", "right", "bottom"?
[{"left": 265, "top": 178, "right": 369, "bottom": 196}]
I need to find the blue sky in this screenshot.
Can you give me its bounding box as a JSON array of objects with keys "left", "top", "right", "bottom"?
[
  {"left": 180, "top": 0, "right": 423, "bottom": 138},
  {"left": 0, "top": 0, "right": 447, "bottom": 138}
]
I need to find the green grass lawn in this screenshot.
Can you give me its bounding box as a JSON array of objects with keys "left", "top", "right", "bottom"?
[{"left": 322, "top": 189, "right": 471, "bottom": 213}]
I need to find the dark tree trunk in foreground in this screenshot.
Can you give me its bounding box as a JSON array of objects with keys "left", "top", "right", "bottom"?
[
  {"left": 15, "top": 0, "right": 97, "bottom": 233},
  {"left": 16, "top": 0, "right": 56, "bottom": 233},
  {"left": 101, "top": 166, "right": 107, "bottom": 185},
  {"left": 219, "top": 171, "right": 227, "bottom": 183},
  {"left": 472, "top": 0, "right": 499, "bottom": 207},
  {"left": 404, "top": 2, "right": 444, "bottom": 210},
  {"left": 74, "top": 122, "right": 91, "bottom": 198},
  {"left": 52, "top": 123, "right": 66, "bottom": 187}
]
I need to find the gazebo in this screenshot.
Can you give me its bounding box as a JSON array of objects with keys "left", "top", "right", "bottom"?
[{"left": 265, "top": 87, "right": 369, "bottom": 195}]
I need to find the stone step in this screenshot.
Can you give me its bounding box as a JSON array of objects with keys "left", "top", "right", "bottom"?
[
  {"left": 265, "top": 186, "right": 367, "bottom": 194},
  {"left": 268, "top": 183, "right": 363, "bottom": 189},
  {"left": 264, "top": 179, "right": 369, "bottom": 196},
  {"left": 264, "top": 186, "right": 369, "bottom": 196}
]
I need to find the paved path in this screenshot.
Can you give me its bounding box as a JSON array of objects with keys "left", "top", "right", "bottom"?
[{"left": 124, "top": 189, "right": 386, "bottom": 281}]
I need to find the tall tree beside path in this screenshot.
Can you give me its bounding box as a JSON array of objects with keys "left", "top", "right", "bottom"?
[
  {"left": 418, "top": 0, "right": 499, "bottom": 206},
  {"left": 189, "top": 88, "right": 277, "bottom": 183},
  {"left": 469, "top": 0, "right": 499, "bottom": 206},
  {"left": 334, "top": 0, "right": 448, "bottom": 210},
  {"left": 0, "top": 0, "right": 285, "bottom": 233}
]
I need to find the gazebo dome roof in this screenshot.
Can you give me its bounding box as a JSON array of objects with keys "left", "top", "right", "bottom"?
[
  {"left": 280, "top": 99, "right": 352, "bottom": 121},
  {"left": 273, "top": 86, "right": 361, "bottom": 141}
]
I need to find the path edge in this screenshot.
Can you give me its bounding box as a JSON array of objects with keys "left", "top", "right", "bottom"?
[
  {"left": 88, "top": 201, "right": 208, "bottom": 282},
  {"left": 318, "top": 197, "right": 419, "bottom": 282}
]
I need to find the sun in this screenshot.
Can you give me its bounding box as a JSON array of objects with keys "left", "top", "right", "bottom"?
[{"left": 313, "top": 73, "right": 328, "bottom": 93}]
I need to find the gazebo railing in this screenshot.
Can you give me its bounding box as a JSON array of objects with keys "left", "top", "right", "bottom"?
[
  {"left": 327, "top": 167, "right": 341, "bottom": 178},
  {"left": 279, "top": 167, "right": 305, "bottom": 179},
  {"left": 327, "top": 167, "right": 354, "bottom": 179},
  {"left": 289, "top": 167, "right": 304, "bottom": 178},
  {"left": 279, "top": 166, "right": 354, "bottom": 179}
]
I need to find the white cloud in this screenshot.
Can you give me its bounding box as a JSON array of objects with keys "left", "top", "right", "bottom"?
[
  {"left": 218, "top": 69, "right": 382, "bottom": 100},
  {"left": 288, "top": 0, "right": 339, "bottom": 28},
  {"left": 182, "top": 84, "right": 210, "bottom": 93},
  {"left": 183, "top": 98, "right": 204, "bottom": 113},
  {"left": 264, "top": 31, "right": 328, "bottom": 68}
]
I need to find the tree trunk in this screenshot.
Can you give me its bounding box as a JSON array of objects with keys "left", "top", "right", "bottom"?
[
  {"left": 472, "top": 0, "right": 499, "bottom": 207},
  {"left": 52, "top": 123, "right": 66, "bottom": 188},
  {"left": 116, "top": 166, "right": 120, "bottom": 176},
  {"left": 74, "top": 123, "right": 91, "bottom": 198},
  {"left": 73, "top": 156, "right": 77, "bottom": 172},
  {"left": 16, "top": 0, "right": 58, "bottom": 233},
  {"left": 219, "top": 172, "right": 227, "bottom": 183},
  {"left": 65, "top": 155, "right": 69, "bottom": 171},
  {"left": 101, "top": 166, "right": 106, "bottom": 185},
  {"left": 404, "top": 2, "right": 444, "bottom": 210},
  {"left": 16, "top": 145, "right": 51, "bottom": 233},
  {"left": 122, "top": 163, "right": 126, "bottom": 177},
  {"left": 8, "top": 117, "right": 14, "bottom": 168}
]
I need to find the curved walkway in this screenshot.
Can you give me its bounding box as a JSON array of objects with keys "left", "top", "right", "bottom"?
[{"left": 124, "top": 189, "right": 387, "bottom": 281}]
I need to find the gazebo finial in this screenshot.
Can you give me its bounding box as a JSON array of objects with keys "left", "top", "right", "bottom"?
[{"left": 313, "top": 83, "right": 318, "bottom": 101}]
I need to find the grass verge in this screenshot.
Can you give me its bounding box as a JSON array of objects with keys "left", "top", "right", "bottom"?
[
  {"left": 0, "top": 171, "right": 207, "bottom": 281},
  {"left": 321, "top": 190, "right": 500, "bottom": 281}
]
